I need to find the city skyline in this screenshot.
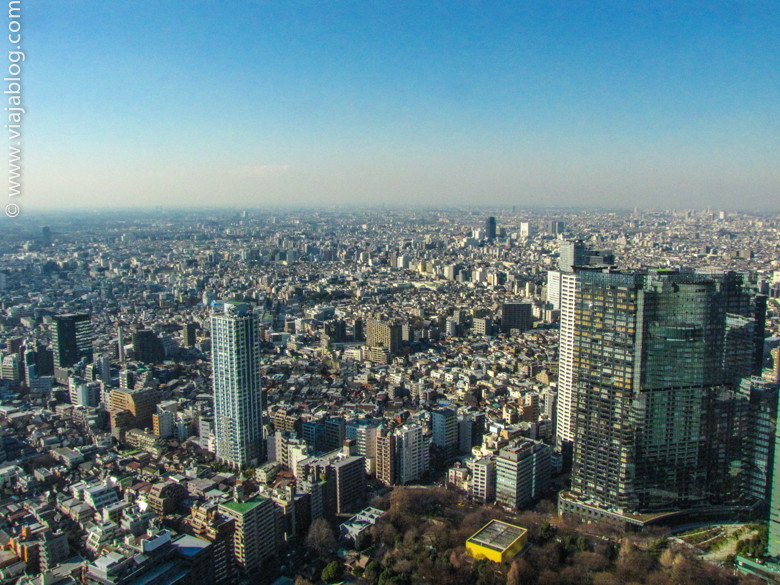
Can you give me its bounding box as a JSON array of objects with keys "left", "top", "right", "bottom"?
[{"left": 20, "top": 2, "right": 780, "bottom": 213}]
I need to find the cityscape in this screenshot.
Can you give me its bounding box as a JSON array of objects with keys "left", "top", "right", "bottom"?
[
  {"left": 6, "top": 2, "right": 780, "bottom": 585},
  {"left": 0, "top": 207, "right": 779, "bottom": 585}
]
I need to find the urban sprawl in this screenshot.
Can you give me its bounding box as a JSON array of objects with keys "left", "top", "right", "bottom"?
[{"left": 0, "top": 207, "right": 779, "bottom": 585}]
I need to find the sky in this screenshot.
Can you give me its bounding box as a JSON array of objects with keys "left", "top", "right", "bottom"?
[{"left": 16, "top": 1, "right": 780, "bottom": 212}]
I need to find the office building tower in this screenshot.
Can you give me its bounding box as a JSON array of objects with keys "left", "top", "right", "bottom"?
[
  {"left": 560, "top": 240, "right": 614, "bottom": 272},
  {"left": 496, "top": 439, "right": 552, "bottom": 509},
  {"left": 117, "top": 325, "right": 126, "bottom": 363},
  {"left": 211, "top": 301, "right": 263, "bottom": 469},
  {"left": 741, "top": 378, "right": 779, "bottom": 504},
  {"left": 769, "top": 399, "right": 780, "bottom": 556},
  {"left": 133, "top": 328, "right": 165, "bottom": 363},
  {"left": 41, "top": 226, "right": 52, "bottom": 247},
  {"left": 52, "top": 313, "right": 93, "bottom": 368},
  {"left": 485, "top": 216, "right": 497, "bottom": 241},
  {"left": 324, "top": 417, "right": 346, "bottom": 452},
  {"left": 500, "top": 302, "right": 533, "bottom": 334},
  {"left": 559, "top": 241, "right": 586, "bottom": 273},
  {"left": 547, "top": 220, "right": 565, "bottom": 236},
  {"left": 302, "top": 421, "right": 327, "bottom": 454},
  {"left": 561, "top": 270, "right": 765, "bottom": 520},
  {"left": 432, "top": 408, "right": 458, "bottom": 462},
  {"left": 182, "top": 322, "right": 198, "bottom": 348},
  {"left": 519, "top": 222, "right": 533, "bottom": 239}
]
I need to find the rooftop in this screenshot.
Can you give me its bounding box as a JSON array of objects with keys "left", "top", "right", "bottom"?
[
  {"left": 467, "top": 520, "right": 527, "bottom": 553},
  {"left": 220, "top": 497, "right": 268, "bottom": 515}
]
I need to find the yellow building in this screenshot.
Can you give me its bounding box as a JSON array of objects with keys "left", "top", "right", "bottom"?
[{"left": 466, "top": 520, "right": 527, "bottom": 563}]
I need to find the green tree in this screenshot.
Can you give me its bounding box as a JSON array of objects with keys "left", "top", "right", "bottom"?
[{"left": 322, "top": 561, "right": 343, "bottom": 583}]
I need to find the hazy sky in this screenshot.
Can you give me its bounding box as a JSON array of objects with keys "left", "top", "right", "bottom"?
[{"left": 21, "top": 1, "right": 780, "bottom": 211}]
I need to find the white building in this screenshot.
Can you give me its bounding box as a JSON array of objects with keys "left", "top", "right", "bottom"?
[
  {"left": 546, "top": 270, "right": 562, "bottom": 311},
  {"left": 397, "top": 424, "right": 426, "bottom": 484},
  {"left": 211, "top": 301, "right": 263, "bottom": 468},
  {"left": 555, "top": 273, "right": 577, "bottom": 443}
]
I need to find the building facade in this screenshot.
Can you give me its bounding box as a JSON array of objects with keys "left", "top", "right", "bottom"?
[
  {"left": 52, "top": 313, "right": 93, "bottom": 368},
  {"left": 211, "top": 301, "right": 263, "bottom": 469},
  {"left": 564, "top": 270, "right": 765, "bottom": 517}
]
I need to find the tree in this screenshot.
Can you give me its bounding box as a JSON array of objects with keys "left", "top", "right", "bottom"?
[
  {"left": 322, "top": 561, "right": 343, "bottom": 583},
  {"left": 364, "top": 560, "right": 381, "bottom": 583},
  {"left": 306, "top": 518, "right": 338, "bottom": 559}
]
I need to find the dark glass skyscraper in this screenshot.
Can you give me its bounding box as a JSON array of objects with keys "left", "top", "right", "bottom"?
[
  {"left": 52, "top": 313, "right": 94, "bottom": 368},
  {"left": 561, "top": 270, "right": 765, "bottom": 519},
  {"left": 485, "top": 216, "right": 497, "bottom": 241}
]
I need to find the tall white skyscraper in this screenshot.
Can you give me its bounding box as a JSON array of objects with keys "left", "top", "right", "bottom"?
[
  {"left": 555, "top": 272, "right": 577, "bottom": 443},
  {"left": 546, "top": 270, "right": 562, "bottom": 311},
  {"left": 211, "top": 301, "right": 263, "bottom": 468}
]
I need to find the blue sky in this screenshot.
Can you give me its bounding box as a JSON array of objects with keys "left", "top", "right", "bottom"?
[{"left": 20, "top": 1, "right": 780, "bottom": 210}]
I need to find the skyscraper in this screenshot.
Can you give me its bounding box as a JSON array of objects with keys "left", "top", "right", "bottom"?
[
  {"left": 52, "top": 313, "right": 94, "bottom": 368},
  {"left": 555, "top": 272, "right": 577, "bottom": 443},
  {"left": 560, "top": 270, "right": 765, "bottom": 520},
  {"left": 558, "top": 240, "right": 586, "bottom": 273},
  {"left": 485, "top": 216, "right": 497, "bottom": 241},
  {"left": 546, "top": 220, "right": 565, "bottom": 236},
  {"left": 211, "top": 301, "right": 263, "bottom": 469},
  {"left": 500, "top": 303, "right": 533, "bottom": 334}
]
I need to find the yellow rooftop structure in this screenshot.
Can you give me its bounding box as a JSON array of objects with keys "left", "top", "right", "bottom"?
[{"left": 466, "top": 519, "right": 527, "bottom": 563}]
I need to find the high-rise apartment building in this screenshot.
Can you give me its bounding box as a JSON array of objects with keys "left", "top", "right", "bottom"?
[
  {"left": 560, "top": 270, "right": 765, "bottom": 520},
  {"left": 366, "top": 319, "right": 402, "bottom": 357},
  {"left": 398, "top": 424, "right": 426, "bottom": 484},
  {"left": 211, "top": 301, "right": 263, "bottom": 469},
  {"left": 219, "top": 495, "right": 276, "bottom": 574},
  {"left": 376, "top": 430, "right": 397, "bottom": 486},
  {"left": 555, "top": 272, "right": 577, "bottom": 443},
  {"left": 52, "top": 313, "right": 93, "bottom": 368},
  {"left": 470, "top": 455, "right": 496, "bottom": 504}
]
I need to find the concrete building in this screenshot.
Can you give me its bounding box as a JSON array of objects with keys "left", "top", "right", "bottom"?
[
  {"left": 52, "top": 312, "right": 94, "bottom": 368},
  {"left": 211, "top": 301, "right": 263, "bottom": 469},
  {"left": 496, "top": 439, "right": 551, "bottom": 509},
  {"left": 219, "top": 495, "right": 276, "bottom": 574}
]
